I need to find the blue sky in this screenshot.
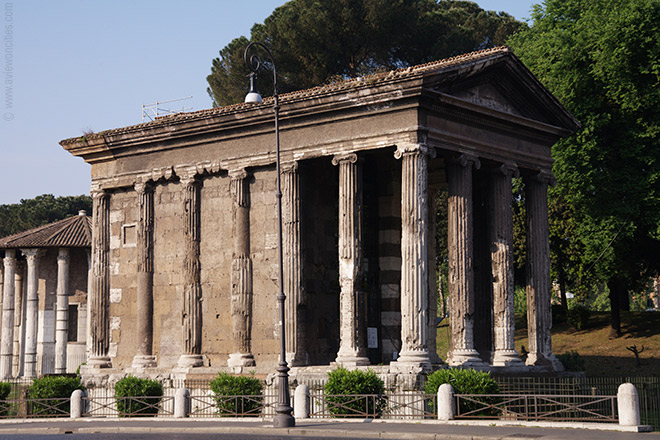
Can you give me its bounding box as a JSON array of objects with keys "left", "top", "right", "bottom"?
[{"left": 0, "top": 0, "right": 537, "bottom": 204}]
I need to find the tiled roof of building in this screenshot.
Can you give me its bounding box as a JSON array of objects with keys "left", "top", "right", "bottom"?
[
  {"left": 0, "top": 211, "right": 92, "bottom": 249},
  {"left": 60, "top": 46, "right": 512, "bottom": 145}
]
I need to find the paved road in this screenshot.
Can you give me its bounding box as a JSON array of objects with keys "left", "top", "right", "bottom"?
[{"left": 0, "top": 419, "right": 657, "bottom": 440}]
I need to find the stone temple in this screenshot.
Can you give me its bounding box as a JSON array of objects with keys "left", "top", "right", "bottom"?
[{"left": 4, "top": 47, "right": 580, "bottom": 384}]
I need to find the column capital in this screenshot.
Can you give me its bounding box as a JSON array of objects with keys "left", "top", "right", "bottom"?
[
  {"left": 228, "top": 168, "right": 249, "bottom": 181},
  {"left": 452, "top": 153, "right": 481, "bottom": 169},
  {"left": 3, "top": 249, "right": 16, "bottom": 266},
  {"left": 180, "top": 175, "right": 200, "bottom": 188},
  {"left": 332, "top": 153, "right": 358, "bottom": 166},
  {"left": 134, "top": 181, "right": 154, "bottom": 195},
  {"left": 532, "top": 170, "right": 557, "bottom": 186},
  {"left": 281, "top": 161, "right": 299, "bottom": 174},
  {"left": 57, "top": 248, "right": 70, "bottom": 264},
  {"left": 491, "top": 162, "right": 519, "bottom": 178},
  {"left": 90, "top": 188, "right": 109, "bottom": 200},
  {"left": 394, "top": 143, "right": 435, "bottom": 160},
  {"left": 20, "top": 248, "right": 43, "bottom": 261}
]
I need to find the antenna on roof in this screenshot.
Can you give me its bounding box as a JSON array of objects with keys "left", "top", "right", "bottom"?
[{"left": 142, "top": 96, "right": 193, "bottom": 122}]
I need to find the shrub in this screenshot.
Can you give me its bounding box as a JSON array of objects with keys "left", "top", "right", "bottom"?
[
  {"left": 567, "top": 304, "right": 590, "bottom": 330},
  {"left": 28, "top": 375, "right": 83, "bottom": 417},
  {"left": 114, "top": 376, "right": 163, "bottom": 417},
  {"left": 552, "top": 304, "right": 567, "bottom": 324},
  {"left": 557, "top": 351, "right": 586, "bottom": 371},
  {"left": 425, "top": 368, "right": 499, "bottom": 415},
  {"left": 209, "top": 373, "right": 263, "bottom": 416},
  {"left": 324, "top": 367, "right": 386, "bottom": 417},
  {"left": 0, "top": 382, "right": 11, "bottom": 416}
]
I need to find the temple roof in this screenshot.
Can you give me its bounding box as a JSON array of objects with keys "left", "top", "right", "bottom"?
[{"left": 0, "top": 211, "right": 92, "bottom": 249}]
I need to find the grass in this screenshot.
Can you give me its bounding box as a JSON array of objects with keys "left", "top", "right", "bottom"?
[{"left": 436, "top": 311, "right": 660, "bottom": 376}]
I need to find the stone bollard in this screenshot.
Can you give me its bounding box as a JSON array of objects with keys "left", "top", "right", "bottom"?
[
  {"left": 437, "top": 383, "right": 454, "bottom": 421},
  {"left": 70, "top": 389, "right": 84, "bottom": 418},
  {"left": 174, "top": 388, "right": 190, "bottom": 418},
  {"left": 294, "top": 384, "right": 310, "bottom": 419},
  {"left": 618, "top": 383, "right": 641, "bottom": 426}
]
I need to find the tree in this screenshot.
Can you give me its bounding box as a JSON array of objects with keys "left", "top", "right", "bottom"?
[
  {"left": 508, "top": 0, "right": 660, "bottom": 336},
  {"left": 207, "top": 0, "right": 523, "bottom": 107},
  {"left": 0, "top": 194, "right": 92, "bottom": 238}
]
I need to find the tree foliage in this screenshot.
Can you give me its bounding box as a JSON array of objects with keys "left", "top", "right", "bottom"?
[
  {"left": 207, "top": 0, "right": 523, "bottom": 107},
  {"left": 508, "top": 0, "right": 660, "bottom": 335},
  {"left": 0, "top": 194, "right": 92, "bottom": 238}
]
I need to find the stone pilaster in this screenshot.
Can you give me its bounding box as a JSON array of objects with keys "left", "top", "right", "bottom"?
[
  {"left": 178, "top": 176, "right": 204, "bottom": 368},
  {"left": 394, "top": 144, "right": 432, "bottom": 369},
  {"left": 446, "top": 154, "right": 487, "bottom": 367},
  {"left": 88, "top": 189, "right": 112, "bottom": 368},
  {"left": 282, "top": 162, "right": 308, "bottom": 366},
  {"left": 54, "top": 248, "right": 70, "bottom": 374},
  {"left": 132, "top": 182, "right": 157, "bottom": 368},
  {"left": 21, "top": 248, "right": 41, "bottom": 379},
  {"left": 228, "top": 169, "right": 256, "bottom": 368},
  {"left": 0, "top": 250, "right": 17, "bottom": 379},
  {"left": 333, "top": 153, "right": 369, "bottom": 366},
  {"left": 525, "top": 172, "right": 563, "bottom": 371},
  {"left": 490, "top": 164, "right": 525, "bottom": 368}
]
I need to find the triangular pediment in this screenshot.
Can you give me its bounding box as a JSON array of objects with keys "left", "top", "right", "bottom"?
[{"left": 452, "top": 82, "right": 524, "bottom": 117}]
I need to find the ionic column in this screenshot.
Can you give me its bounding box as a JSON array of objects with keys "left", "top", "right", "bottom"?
[
  {"left": 178, "top": 176, "right": 204, "bottom": 368},
  {"left": 228, "top": 169, "right": 256, "bottom": 368},
  {"left": 54, "top": 248, "right": 70, "bottom": 374},
  {"left": 446, "top": 154, "right": 486, "bottom": 367},
  {"left": 333, "top": 153, "right": 369, "bottom": 366},
  {"left": 525, "top": 171, "right": 563, "bottom": 371},
  {"left": 394, "top": 144, "right": 432, "bottom": 369},
  {"left": 21, "top": 248, "right": 41, "bottom": 379},
  {"left": 12, "top": 263, "right": 24, "bottom": 377},
  {"left": 0, "top": 250, "right": 17, "bottom": 379},
  {"left": 282, "top": 162, "right": 308, "bottom": 366},
  {"left": 490, "top": 164, "right": 524, "bottom": 367},
  {"left": 88, "top": 189, "right": 112, "bottom": 368},
  {"left": 132, "top": 182, "right": 157, "bottom": 368}
]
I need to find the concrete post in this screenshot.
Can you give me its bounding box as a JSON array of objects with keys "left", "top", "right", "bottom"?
[
  {"left": 333, "top": 153, "right": 369, "bottom": 366},
  {"left": 55, "top": 248, "right": 70, "bottom": 374},
  {"left": 174, "top": 387, "right": 190, "bottom": 418},
  {"left": 0, "top": 249, "right": 17, "bottom": 379},
  {"left": 618, "top": 383, "right": 641, "bottom": 426},
  {"left": 394, "top": 144, "right": 433, "bottom": 369},
  {"left": 70, "top": 389, "right": 84, "bottom": 418},
  {"left": 437, "top": 383, "right": 454, "bottom": 421},
  {"left": 294, "top": 384, "right": 309, "bottom": 419},
  {"left": 22, "top": 248, "right": 40, "bottom": 379}
]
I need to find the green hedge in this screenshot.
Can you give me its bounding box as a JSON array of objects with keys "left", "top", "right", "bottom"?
[
  {"left": 425, "top": 368, "right": 499, "bottom": 415},
  {"left": 114, "top": 376, "right": 163, "bottom": 417},
  {"left": 28, "top": 376, "right": 83, "bottom": 417},
  {"left": 210, "top": 373, "right": 263, "bottom": 416},
  {"left": 324, "top": 367, "right": 386, "bottom": 417},
  {"left": 567, "top": 304, "right": 590, "bottom": 330},
  {"left": 0, "top": 382, "right": 10, "bottom": 416}
]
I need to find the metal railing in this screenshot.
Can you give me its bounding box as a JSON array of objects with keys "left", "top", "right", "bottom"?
[
  {"left": 188, "top": 393, "right": 278, "bottom": 417},
  {"left": 454, "top": 393, "right": 617, "bottom": 422},
  {"left": 310, "top": 393, "right": 436, "bottom": 419},
  {"left": 82, "top": 395, "right": 174, "bottom": 418},
  {"left": 0, "top": 397, "right": 71, "bottom": 418}
]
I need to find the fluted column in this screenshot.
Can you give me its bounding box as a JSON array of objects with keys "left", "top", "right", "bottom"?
[
  {"left": 132, "top": 182, "right": 157, "bottom": 368},
  {"left": 394, "top": 144, "right": 432, "bottom": 369},
  {"left": 446, "top": 154, "right": 486, "bottom": 367},
  {"left": 0, "top": 250, "right": 17, "bottom": 379},
  {"left": 88, "top": 189, "right": 112, "bottom": 368},
  {"left": 282, "top": 162, "right": 307, "bottom": 366},
  {"left": 12, "top": 263, "right": 24, "bottom": 377},
  {"left": 525, "top": 171, "right": 563, "bottom": 371},
  {"left": 22, "top": 248, "right": 40, "bottom": 379},
  {"left": 228, "top": 169, "right": 255, "bottom": 368},
  {"left": 332, "top": 153, "right": 369, "bottom": 366},
  {"left": 178, "top": 176, "right": 204, "bottom": 368},
  {"left": 54, "top": 248, "right": 70, "bottom": 374},
  {"left": 490, "top": 164, "right": 524, "bottom": 367}
]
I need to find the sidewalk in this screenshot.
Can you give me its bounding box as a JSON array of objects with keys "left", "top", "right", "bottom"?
[{"left": 0, "top": 418, "right": 657, "bottom": 439}]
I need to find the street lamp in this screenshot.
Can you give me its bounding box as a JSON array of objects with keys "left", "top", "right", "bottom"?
[{"left": 244, "top": 41, "right": 295, "bottom": 428}]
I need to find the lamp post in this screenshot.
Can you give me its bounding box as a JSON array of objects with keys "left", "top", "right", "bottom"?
[{"left": 244, "top": 41, "right": 295, "bottom": 428}]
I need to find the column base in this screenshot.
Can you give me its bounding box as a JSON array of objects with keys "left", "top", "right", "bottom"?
[
  {"left": 87, "top": 356, "right": 112, "bottom": 368},
  {"left": 334, "top": 349, "right": 370, "bottom": 367},
  {"left": 178, "top": 354, "right": 204, "bottom": 368},
  {"left": 287, "top": 351, "right": 310, "bottom": 367},
  {"left": 394, "top": 349, "right": 432, "bottom": 371},
  {"left": 491, "top": 349, "right": 525, "bottom": 368},
  {"left": 227, "top": 352, "right": 256, "bottom": 369},
  {"left": 526, "top": 352, "right": 564, "bottom": 372},
  {"left": 131, "top": 355, "right": 157, "bottom": 368},
  {"left": 446, "top": 349, "right": 488, "bottom": 369}
]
